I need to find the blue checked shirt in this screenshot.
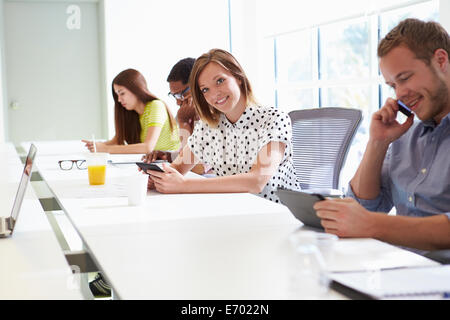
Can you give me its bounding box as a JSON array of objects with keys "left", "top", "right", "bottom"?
[{"left": 348, "top": 112, "right": 450, "bottom": 221}]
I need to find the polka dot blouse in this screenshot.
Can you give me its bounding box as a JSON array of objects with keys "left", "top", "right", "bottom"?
[{"left": 187, "top": 106, "right": 301, "bottom": 203}]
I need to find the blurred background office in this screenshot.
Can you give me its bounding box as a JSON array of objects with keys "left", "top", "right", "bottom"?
[{"left": 0, "top": 0, "right": 449, "bottom": 184}]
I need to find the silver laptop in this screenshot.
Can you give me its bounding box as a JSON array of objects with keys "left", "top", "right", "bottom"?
[{"left": 0, "top": 144, "right": 37, "bottom": 238}]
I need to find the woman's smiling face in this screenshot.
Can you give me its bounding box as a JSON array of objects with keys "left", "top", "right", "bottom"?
[{"left": 197, "top": 62, "right": 246, "bottom": 123}]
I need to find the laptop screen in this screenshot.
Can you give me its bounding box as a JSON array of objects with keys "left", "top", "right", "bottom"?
[{"left": 9, "top": 144, "right": 37, "bottom": 231}]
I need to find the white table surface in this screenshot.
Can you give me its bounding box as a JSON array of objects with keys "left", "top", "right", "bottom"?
[
  {"left": 21, "top": 140, "right": 91, "bottom": 157},
  {"left": 0, "top": 143, "right": 83, "bottom": 299},
  {"left": 25, "top": 141, "right": 439, "bottom": 299}
]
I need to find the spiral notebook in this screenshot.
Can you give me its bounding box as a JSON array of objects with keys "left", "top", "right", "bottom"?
[{"left": 328, "top": 265, "right": 450, "bottom": 299}]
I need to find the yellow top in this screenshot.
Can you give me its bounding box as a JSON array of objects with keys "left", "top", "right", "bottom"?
[{"left": 139, "top": 100, "right": 180, "bottom": 151}]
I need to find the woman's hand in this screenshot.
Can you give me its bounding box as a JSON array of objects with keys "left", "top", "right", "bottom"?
[
  {"left": 141, "top": 151, "right": 171, "bottom": 163},
  {"left": 147, "top": 163, "right": 186, "bottom": 194},
  {"left": 82, "top": 140, "right": 108, "bottom": 153},
  {"left": 147, "top": 174, "right": 155, "bottom": 190}
]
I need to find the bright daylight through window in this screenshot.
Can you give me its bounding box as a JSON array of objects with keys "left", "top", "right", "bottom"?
[
  {"left": 270, "top": 0, "right": 439, "bottom": 115},
  {"left": 261, "top": 0, "right": 439, "bottom": 189}
]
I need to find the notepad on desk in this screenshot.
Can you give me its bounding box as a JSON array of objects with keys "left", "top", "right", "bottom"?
[{"left": 328, "top": 265, "right": 450, "bottom": 300}]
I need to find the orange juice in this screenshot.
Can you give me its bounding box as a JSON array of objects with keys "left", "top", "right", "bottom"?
[{"left": 88, "top": 165, "right": 106, "bottom": 185}]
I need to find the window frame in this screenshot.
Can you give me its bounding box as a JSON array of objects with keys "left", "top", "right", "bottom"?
[{"left": 269, "top": 0, "right": 439, "bottom": 113}]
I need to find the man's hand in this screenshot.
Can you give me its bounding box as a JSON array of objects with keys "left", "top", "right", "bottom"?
[
  {"left": 313, "top": 198, "right": 378, "bottom": 238},
  {"left": 369, "top": 98, "right": 415, "bottom": 144}
]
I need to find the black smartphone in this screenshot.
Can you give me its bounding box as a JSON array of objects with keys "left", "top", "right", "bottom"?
[
  {"left": 135, "top": 162, "right": 164, "bottom": 173},
  {"left": 397, "top": 100, "right": 412, "bottom": 117}
]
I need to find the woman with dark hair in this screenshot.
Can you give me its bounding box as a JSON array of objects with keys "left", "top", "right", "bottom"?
[{"left": 83, "top": 69, "right": 180, "bottom": 154}]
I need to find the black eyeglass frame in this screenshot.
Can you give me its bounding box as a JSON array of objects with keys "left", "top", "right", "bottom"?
[
  {"left": 58, "top": 160, "right": 87, "bottom": 170},
  {"left": 168, "top": 86, "right": 190, "bottom": 101}
]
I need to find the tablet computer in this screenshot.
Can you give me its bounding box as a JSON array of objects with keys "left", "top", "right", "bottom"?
[{"left": 276, "top": 188, "right": 325, "bottom": 230}]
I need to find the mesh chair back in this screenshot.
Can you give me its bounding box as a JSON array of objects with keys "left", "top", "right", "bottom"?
[{"left": 289, "top": 107, "right": 362, "bottom": 190}]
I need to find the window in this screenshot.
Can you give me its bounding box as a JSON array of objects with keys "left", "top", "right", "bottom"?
[
  {"left": 267, "top": 0, "right": 439, "bottom": 188},
  {"left": 271, "top": 0, "right": 439, "bottom": 114},
  {"left": 379, "top": 1, "right": 440, "bottom": 103},
  {"left": 274, "top": 30, "right": 318, "bottom": 110},
  {"left": 320, "top": 20, "right": 370, "bottom": 82}
]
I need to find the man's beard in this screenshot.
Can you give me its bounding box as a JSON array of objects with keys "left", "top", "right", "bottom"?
[{"left": 424, "top": 68, "right": 449, "bottom": 122}]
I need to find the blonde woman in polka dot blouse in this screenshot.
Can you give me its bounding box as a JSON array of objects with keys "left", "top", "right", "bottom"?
[{"left": 145, "top": 49, "right": 301, "bottom": 203}]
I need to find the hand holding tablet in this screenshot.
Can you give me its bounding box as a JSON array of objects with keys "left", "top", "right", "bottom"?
[{"left": 276, "top": 188, "right": 328, "bottom": 230}]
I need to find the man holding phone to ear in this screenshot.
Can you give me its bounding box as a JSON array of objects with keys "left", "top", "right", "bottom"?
[{"left": 314, "top": 18, "right": 450, "bottom": 253}]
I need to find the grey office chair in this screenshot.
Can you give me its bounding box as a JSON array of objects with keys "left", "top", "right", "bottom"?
[{"left": 288, "top": 107, "right": 362, "bottom": 191}]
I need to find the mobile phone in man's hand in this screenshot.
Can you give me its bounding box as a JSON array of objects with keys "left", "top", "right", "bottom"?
[{"left": 397, "top": 100, "right": 413, "bottom": 117}]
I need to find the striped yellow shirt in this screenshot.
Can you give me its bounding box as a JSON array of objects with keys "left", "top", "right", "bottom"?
[{"left": 139, "top": 100, "right": 180, "bottom": 151}]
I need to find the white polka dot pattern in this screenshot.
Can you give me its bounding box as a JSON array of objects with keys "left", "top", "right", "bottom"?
[{"left": 188, "top": 106, "right": 301, "bottom": 203}]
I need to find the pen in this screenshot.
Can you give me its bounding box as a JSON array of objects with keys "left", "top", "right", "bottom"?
[{"left": 107, "top": 160, "right": 137, "bottom": 165}]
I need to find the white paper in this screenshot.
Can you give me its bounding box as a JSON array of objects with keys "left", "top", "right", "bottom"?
[{"left": 329, "top": 265, "right": 450, "bottom": 299}]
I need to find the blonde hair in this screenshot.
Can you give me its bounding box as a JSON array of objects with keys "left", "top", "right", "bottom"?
[{"left": 189, "top": 49, "right": 257, "bottom": 127}]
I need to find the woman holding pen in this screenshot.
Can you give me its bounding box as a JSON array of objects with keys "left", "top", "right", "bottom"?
[
  {"left": 145, "top": 49, "right": 300, "bottom": 203},
  {"left": 82, "top": 69, "right": 180, "bottom": 154}
]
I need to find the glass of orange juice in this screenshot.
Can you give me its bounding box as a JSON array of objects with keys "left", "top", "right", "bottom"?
[{"left": 86, "top": 152, "right": 108, "bottom": 185}]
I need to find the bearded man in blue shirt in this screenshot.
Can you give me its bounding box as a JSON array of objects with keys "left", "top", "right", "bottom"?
[{"left": 314, "top": 18, "right": 450, "bottom": 253}]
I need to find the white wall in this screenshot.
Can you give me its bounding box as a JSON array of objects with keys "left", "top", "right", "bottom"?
[
  {"left": 102, "top": 0, "right": 230, "bottom": 139},
  {"left": 0, "top": 0, "right": 448, "bottom": 144},
  {"left": 229, "top": 0, "right": 275, "bottom": 107},
  {"left": 0, "top": 0, "right": 229, "bottom": 143},
  {"left": 3, "top": 1, "right": 104, "bottom": 143},
  {"left": 0, "top": 0, "right": 6, "bottom": 143},
  {"left": 98, "top": 0, "right": 109, "bottom": 140},
  {"left": 440, "top": 0, "right": 450, "bottom": 32}
]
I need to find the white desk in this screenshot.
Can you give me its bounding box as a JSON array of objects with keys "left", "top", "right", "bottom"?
[
  {"left": 21, "top": 140, "right": 89, "bottom": 157},
  {"left": 24, "top": 140, "right": 439, "bottom": 299},
  {"left": 0, "top": 143, "right": 83, "bottom": 299}
]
